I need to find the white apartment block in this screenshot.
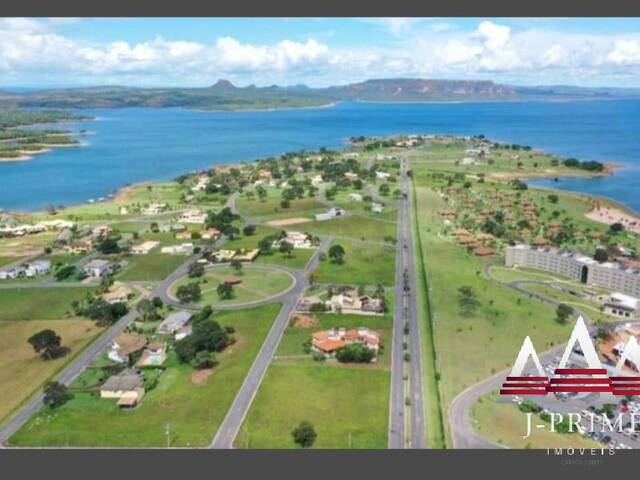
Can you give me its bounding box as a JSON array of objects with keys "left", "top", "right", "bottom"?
[{"left": 505, "top": 244, "right": 640, "bottom": 297}]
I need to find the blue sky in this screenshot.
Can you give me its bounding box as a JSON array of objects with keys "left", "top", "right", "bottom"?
[{"left": 2, "top": 18, "right": 640, "bottom": 88}]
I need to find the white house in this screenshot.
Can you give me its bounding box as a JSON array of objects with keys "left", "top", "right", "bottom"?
[
  {"left": 158, "top": 311, "right": 192, "bottom": 335},
  {"left": 375, "top": 171, "right": 391, "bottom": 180},
  {"left": 273, "top": 231, "right": 314, "bottom": 249},
  {"left": 131, "top": 240, "right": 160, "bottom": 255},
  {"left": 142, "top": 203, "right": 167, "bottom": 215},
  {"left": 311, "top": 175, "right": 324, "bottom": 187},
  {"left": 604, "top": 293, "right": 639, "bottom": 319},
  {"left": 315, "top": 207, "right": 346, "bottom": 222},
  {"left": 25, "top": 260, "right": 51, "bottom": 277},
  {"left": 161, "top": 243, "right": 194, "bottom": 255},
  {"left": 371, "top": 202, "right": 384, "bottom": 214},
  {"left": 0, "top": 266, "right": 25, "bottom": 279},
  {"left": 100, "top": 369, "right": 145, "bottom": 408},
  {"left": 191, "top": 175, "right": 210, "bottom": 192},
  {"left": 179, "top": 208, "right": 207, "bottom": 225},
  {"left": 83, "top": 259, "right": 113, "bottom": 278}
]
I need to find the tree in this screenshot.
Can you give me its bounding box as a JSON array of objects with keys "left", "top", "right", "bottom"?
[
  {"left": 243, "top": 224, "right": 256, "bottom": 236},
  {"left": 609, "top": 222, "right": 625, "bottom": 234},
  {"left": 188, "top": 261, "right": 205, "bottom": 278},
  {"left": 97, "top": 238, "right": 120, "bottom": 254},
  {"left": 292, "top": 421, "right": 317, "bottom": 448},
  {"left": 28, "top": 329, "right": 69, "bottom": 360},
  {"left": 176, "top": 282, "right": 202, "bottom": 303},
  {"left": 54, "top": 265, "right": 77, "bottom": 281},
  {"left": 328, "top": 244, "right": 346, "bottom": 264},
  {"left": 547, "top": 194, "right": 559, "bottom": 204},
  {"left": 136, "top": 298, "right": 157, "bottom": 322},
  {"left": 43, "top": 381, "right": 70, "bottom": 408},
  {"left": 457, "top": 286, "right": 480, "bottom": 316},
  {"left": 335, "top": 343, "right": 376, "bottom": 363},
  {"left": 594, "top": 249, "right": 608, "bottom": 263},
  {"left": 378, "top": 183, "right": 390, "bottom": 196},
  {"left": 192, "top": 351, "right": 218, "bottom": 370},
  {"left": 279, "top": 240, "right": 294, "bottom": 258},
  {"left": 230, "top": 259, "right": 243, "bottom": 272},
  {"left": 82, "top": 299, "right": 129, "bottom": 326},
  {"left": 556, "top": 304, "right": 573, "bottom": 324},
  {"left": 217, "top": 282, "right": 234, "bottom": 300}
]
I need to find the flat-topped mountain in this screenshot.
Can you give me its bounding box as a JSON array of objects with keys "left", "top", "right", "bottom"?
[{"left": 1, "top": 78, "right": 638, "bottom": 110}]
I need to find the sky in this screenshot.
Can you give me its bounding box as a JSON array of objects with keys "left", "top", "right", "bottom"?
[{"left": 1, "top": 17, "right": 640, "bottom": 88}]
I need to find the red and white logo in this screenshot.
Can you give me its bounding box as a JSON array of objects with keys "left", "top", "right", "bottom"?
[{"left": 501, "top": 316, "right": 640, "bottom": 396}]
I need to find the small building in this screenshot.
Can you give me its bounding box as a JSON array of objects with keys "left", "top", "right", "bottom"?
[
  {"left": 211, "top": 249, "right": 236, "bottom": 262},
  {"left": 160, "top": 243, "right": 194, "bottom": 255},
  {"left": 371, "top": 202, "right": 384, "bottom": 214},
  {"left": 375, "top": 171, "right": 391, "bottom": 180},
  {"left": 136, "top": 342, "right": 167, "bottom": 367},
  {"left": 311, "top": 327, "right": 380, "bottom": 360},
  {"left": 108, "top": 333, "right": 148, "bottom": 364},
  {"left": 604, "top": 293, "right": 639, "bottom": 319},
  {"left": 461, "top": 157, "right": 476, "bottom": 166},
  {"left": 311, "top": 175, "right": 324, "bottom": 187},
  {"left": 100, "top": 368, "right": 145, "bottom": 408},
  {"left": 25, "top": 260, "right": 51, "bottom": 277},
  {"left": 0, "top": 266, "right": 25, "bottom": 280},
  {"left": 175, "top": 230, "right": 192, "bottom": 240},
  {"left": 234, "top": 249, "right": 259, "bottom": 262},
  {"left": 273, "top": 231, "right": 314, "bottom": 249},
  {"left": 473, "top": 246, "right": 495, "bottom": 257},
  {"left": 157, "top": 310, "right": 192, "bottom": 335},
  {"left": 142, "top": 203, "right": 167, "bottom": 215},
  {"left": 315, "top": 207, "right": 346, "bottom": 222},
  {"left": 201, "top": 228, "right": 221, "bottom": 240},
  {"left": 344, "top": 172, "right": 359, "bottom": 182},
  {"left": 84, "top": 259, "right": 113, "bottom": 278},
  {"left": 102, "top": 283, "right": 134, "bottom": 304},
  {"left": 179, "top": 208, "right": 207, "bottom": 225},
  {"left": 328, "top": 289, "right": 383, "bottom": 315},
  {"left": 131, "top": 240, "right": 160, "bottom": 255}
]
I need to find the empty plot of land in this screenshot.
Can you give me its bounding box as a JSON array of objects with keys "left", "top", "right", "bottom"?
[
  {"left": 0, "top": 287, "right": 96, "bottom": 321},
  {"left": 264, "top": 217, "right": 312, "bottom": 227}
]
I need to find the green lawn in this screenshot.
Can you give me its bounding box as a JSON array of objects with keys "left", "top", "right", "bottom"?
[
  {"left": 470, "top": 391, "right": 599, "bottom": 449},
  {"left": 236, "top": 188, "right": 326, "bottom": 220},
  {"left": 313, "top": 240, "right": 395, "bottom": 286},
  {"left": 256, "top": 249, "right": 315, "bottom": 271},
  {"left": 9, "top": 304, "right": 281, "bottom": 447},
  {"left": 235, "top": 362, "right": 389, "bottom": 449},
  {"left": 170, "top": 265, "right": 294, "bottom": 306},
  {"left": 116, "top": 253, "right": 188, "bottom": 281},
  {"left": 0, "top": 287, "right": 96, "bottom": 321},
  {"left": 332, "top": 190, "right": 398, "bottom": 222},
  {"left": 305, "top": 216, "right": 397, "bottom": 243},
  {"left": 0, "top": 256, "right": 23, "bottom": 268}
]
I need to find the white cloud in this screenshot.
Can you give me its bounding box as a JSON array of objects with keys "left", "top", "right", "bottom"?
[{"left": 608, "top": 39, "right": 640, "bottom": 65}]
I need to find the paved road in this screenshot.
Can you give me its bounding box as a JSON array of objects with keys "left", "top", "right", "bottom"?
[
  {"left": 209, "top": 237, "right": 331, "bottom": 448},
  {"left": 389, "top": 157, "right": 426, "bottom": 449}
]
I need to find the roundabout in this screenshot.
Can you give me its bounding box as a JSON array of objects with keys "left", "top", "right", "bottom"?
[{"left": 167, "top": 263, "right": 299, "bottom": 310}]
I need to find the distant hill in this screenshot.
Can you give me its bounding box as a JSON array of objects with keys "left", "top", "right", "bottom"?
[{"left": 1, "top": 78, "right": 639, "bottom": 110}]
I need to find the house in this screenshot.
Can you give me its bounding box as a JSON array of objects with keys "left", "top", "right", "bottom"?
[
  {"left": 102, "top": 283, "right": 134, "bottom": 304},
  {"left": 461, "top": 157, "right": 476, "bottom": 166},
  {"left": 273, "top": 231, "right": 314, "bottom": 249},
  {"left": 344, "top": 172, "right": 359, "bottom": 182},
  {"left": 310, "top": 175, "right": 324, "bottom": 187},
  {"left": 63, "top": 238, "right": 94, "bottom": 254},
  {"left": 179, "top": 208, "right": 207, "bottom": 225},
  {"left": 108, "top": 333, "right": 147, "bottom": 363},
  {"left": 375, "top": 171, "right": 391, "bottom": 180},
  {"left": 92, "top": 225, "right": 111, "bottom": 238},
  {"left": 25, "top": 260, "right": 51, "bottom": 277},
  {"left": 157, "top": 310, "right": 192, "bottom": 335},
  {"left": 160, "top": 243, "right": 194, "bottom": 255},
  {"left": 100, "top": 368, "right": 145, "bottom": 408},
  {"left": 473, "top": 246, "right": 495, "bottom": 257},
  {"left": 315, "top": 207, "right": 346, "bottom": 222},
  {"left": 136, "top": 342, "right": 167, "bottom": 367},
  {"left": 84, "top": 259, "right": 113, "bottom": 278},
  {"left": 211, "top": 249, "right": 236, "bottom": 262},
  {"left": 40, "top": 219, "right": 75, "bottom": 231},
  {"left": 311, "top": 327, "right": 380, "bottom": 359},
  {"left": 191, "top": 175, "right": 210, "bottom": 192},
  {"left": 328, "top": 289, "right": 383, "bottom": 315},
  {"left": 142, "top": 203, "right": 167, "bottom": 215},
  {"left": 131, "top": 240, "right": 160, "bottom": 255},
  {"left": 234, "top": 249, "right": 259, "bottom": 262},
  {"left": 119, "top": 206, "right": 129, "bottom": 215},
  {"left": 297, "top": 295, "right": 326, "bottom": 312},
  {"left": 201, "top": 228, "right": 221, "bottom": 240},
  {"left": 604, "top": 293, "right": 639, "bottom": 319},
  {"left": 175, "top": 325, "right": 193, "bottom": 341},
  {"left": 348, "top": 193, "right": 363, "bottom": 202},
  {"left": 0, "top": 266, "right": 25, "bottom": 279},
  {"left": 371, "top": 202, "right": 384, "bottom": 214},
  {"left": 175, "top": 230, "right": 192, "bottom": 240},
  {"left": 465, "top": 148, "right": 482, "bottom": 156}
]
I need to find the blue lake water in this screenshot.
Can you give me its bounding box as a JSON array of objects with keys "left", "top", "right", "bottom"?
[{"left": 1, "top": 100, "right": 639, "bottom": 212}]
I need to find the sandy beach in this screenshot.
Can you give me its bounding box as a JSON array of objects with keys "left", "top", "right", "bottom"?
[{"left": 586, "top": 207, "right": 640, "bottom": 234}]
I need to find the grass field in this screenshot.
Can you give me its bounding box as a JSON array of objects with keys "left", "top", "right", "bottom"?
[
  {"left": 332, "top": 190, "right": 398, "bottom": 222},
  {"left": 9, "top": 304, "right": 281, "bottom": 447},
  {"left": 0, "top": 256, "right": 23, "bottom": 267},
  {"left": 470, "top": 391, "right": 600, "bottom": 449},
  {"left": 256, "top": 249, "right": 315, "bottom": 270},
  {"left": 312, "top": 240, "right": 395, "bottom": 286},
  {"left": 412, "top": 183, "right": 574, "bottom": 446},
  {"left": 236, "top": 188, "right": 326, "bottom": 221},
  {"left": 170, "top": 265, "right": 294, "bottom": 306},
  {"left": 116, "top": 253, "right": 188, "bottom": 281},
  {"left": 304, "top": 216, "right": 396, "bottom": 242},
  {"left": 0, "top": 287, "right": 96, "bottom": 321},
  {"left": 235, "top": 362, "right": 389, "bottom": 449},
  {"left": 0, "top": 319, "right": 102, "bottom": 424}
]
